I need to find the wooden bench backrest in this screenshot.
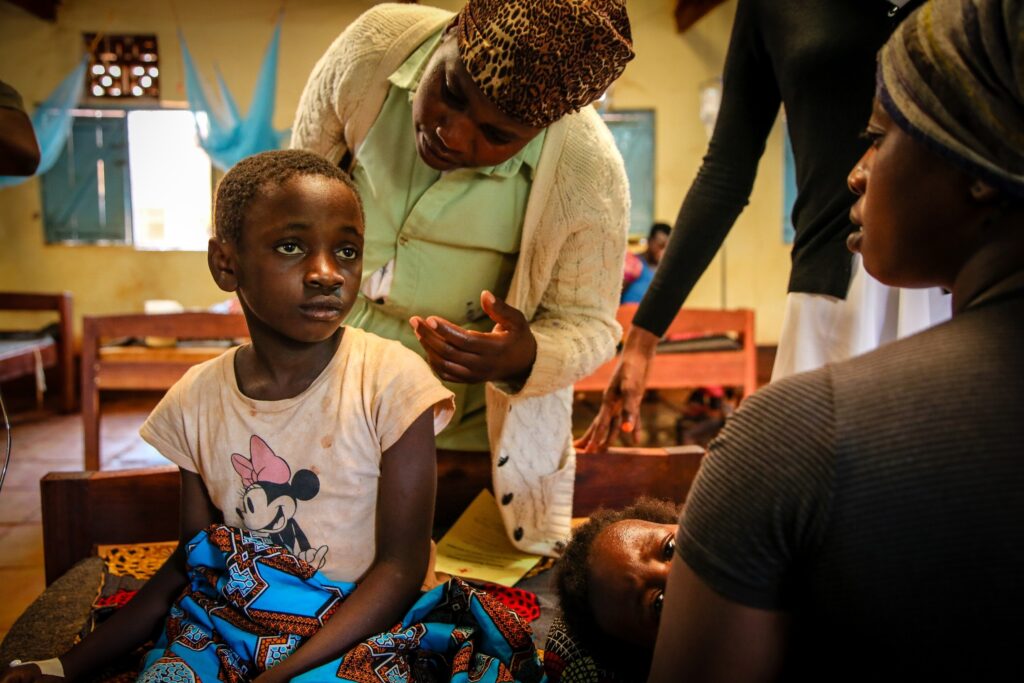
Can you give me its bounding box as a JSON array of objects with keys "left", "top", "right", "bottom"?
[
  {"left": 577, "top": 304, "right": 758, "bottom": 397},
  {"left": 80, "top": 312, "right": 249, "bottom": 469},
  {"left": 83, "top": 311, "right": 249, "bottom": 343},
  {"left": 41, "top": 446, "right": 705, "bottom": 584}
]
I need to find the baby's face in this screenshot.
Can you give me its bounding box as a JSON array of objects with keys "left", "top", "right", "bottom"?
[
  {"left": 587, "top": 519, "right": 679, "bottom": 648},
  {"left": 233, "top": 176, "right": 364, "bottom": 344}
]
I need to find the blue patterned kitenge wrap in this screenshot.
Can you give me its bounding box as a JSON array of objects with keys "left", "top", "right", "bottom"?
[{"left": 138, "top": 525, "right": 545, "bottom": 683}]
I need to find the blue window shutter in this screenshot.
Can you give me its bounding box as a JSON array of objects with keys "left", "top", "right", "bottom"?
[
  {"left": 42, "top": 115, "right": 132, "bottom": 243},
  {"left": 602, "top": 110, "right": 655, "bottom": 237}
]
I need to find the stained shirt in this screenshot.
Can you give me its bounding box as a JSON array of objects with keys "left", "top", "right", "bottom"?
[{"left": 347, "top": 29, "right": 546, "bottom": 451}]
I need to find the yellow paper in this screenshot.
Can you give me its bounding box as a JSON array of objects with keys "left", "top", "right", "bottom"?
[{"left": 434, "top": 489, "right": 542, "bottom": 586}]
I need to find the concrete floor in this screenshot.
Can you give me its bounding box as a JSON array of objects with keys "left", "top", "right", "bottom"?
[{"left": 0, "top": 397, "right": 169, "bottom": 643}]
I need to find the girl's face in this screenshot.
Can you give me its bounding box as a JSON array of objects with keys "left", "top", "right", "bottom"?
[
  {"left": 587, "top": 520, "right": 679, "bottom": 649},
  {"left": 217, "top": 175, "right": 364, "bottom": 345},
  {"left": 848, "top": 100, "right": 981, "bottom": 291},
  {"left": 411, "top": 30, "right": 543, "bottom": 171}
]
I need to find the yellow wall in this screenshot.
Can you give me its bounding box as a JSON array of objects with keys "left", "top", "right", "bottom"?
[{"left": 0, "top": 0, "right": 789, "bottom": 343}]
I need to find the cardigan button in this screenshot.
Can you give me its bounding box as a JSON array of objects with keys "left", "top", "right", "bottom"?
[
  {"left": 513, "top": 527, "right": 524, "bottom": 541},
  {"left": 501, "top": 493, "right": 514, "bottom": 505},
  {"left": 497, "top": 455, "right": 509, "bottom": 467}
]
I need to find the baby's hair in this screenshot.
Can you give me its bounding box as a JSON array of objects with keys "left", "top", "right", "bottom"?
[
  {"left": 214, "top": 149, "right": 364, "bottom": 244},
  {"left": 555, "top": 497, "right": 680, "bottom": 678}
]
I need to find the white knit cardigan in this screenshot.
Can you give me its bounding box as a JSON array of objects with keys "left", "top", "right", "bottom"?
[{"left": 291, "top": 3, "right": 629, "bottom": 556}]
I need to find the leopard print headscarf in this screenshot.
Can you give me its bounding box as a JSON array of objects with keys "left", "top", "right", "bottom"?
[{"left": 455, "top": 0, "right": 634, "bottom": 128}]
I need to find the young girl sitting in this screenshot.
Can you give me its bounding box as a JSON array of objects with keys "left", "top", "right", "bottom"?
[{"left": 4, "top": 150, "right": 459, "bottom": 682}]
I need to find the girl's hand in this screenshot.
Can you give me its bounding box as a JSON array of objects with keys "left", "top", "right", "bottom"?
[
  {"left": 0, "top": 663, "right": 62, "bottom": 683},
  {"left": 252, "top": 668, "right": 289, "bottom": 683},
  {"left": 410, "top": 291, "right": 537, "bottom": 384},
  {"left": 575, "top": 326, "right": 660, "bottom": 453}
]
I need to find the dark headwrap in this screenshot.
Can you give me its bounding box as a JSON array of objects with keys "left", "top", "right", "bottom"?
[
  {"left": 455, "top": 0, "right": 635, "bottom": 128},
  {"left": 878, "top": 0, "right": 1024, "bottom": 197}
]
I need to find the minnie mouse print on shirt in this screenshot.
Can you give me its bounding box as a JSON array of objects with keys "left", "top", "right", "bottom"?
[{"left": 231, "top": 435, "right": 329, "bottom": 569}]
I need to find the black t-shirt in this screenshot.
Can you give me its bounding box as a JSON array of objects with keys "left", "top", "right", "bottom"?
[
  {"left": 635, "top": 0, "right": 923, "bottom": 335},
  {"left": 676, "top": 292, "right": 1024, "bottom": 679}
]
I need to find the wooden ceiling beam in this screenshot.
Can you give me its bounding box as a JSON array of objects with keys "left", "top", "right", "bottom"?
[
  {"left": 3, "top": 0, "right": 60, "bottom": 22},
  {"left": 675, "top": 0, "right": 726, "bottom": 33}
]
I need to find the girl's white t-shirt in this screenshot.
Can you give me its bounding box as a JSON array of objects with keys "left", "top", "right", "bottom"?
[{"left": 140, "top": 326, "right": 454, "bottom": 582}]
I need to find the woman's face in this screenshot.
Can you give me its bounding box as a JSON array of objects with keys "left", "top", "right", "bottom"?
[
  {"left": 848, "top": 100, "right": 981, "bottom": 290},
  {"left": 587, "top": 519, "right": 679, "bottom": 649},
  {"left": 411, "top": 30, "right": 543, "bottom": 171}
]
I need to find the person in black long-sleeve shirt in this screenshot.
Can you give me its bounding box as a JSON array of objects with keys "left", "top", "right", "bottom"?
[{"left": 578, "top": 0, "right": 948, "bottom": 452}]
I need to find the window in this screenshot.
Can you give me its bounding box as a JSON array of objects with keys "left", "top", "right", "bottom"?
[
  {"left": 41, "top": 110, "right": 131, "bottom": 243},
  {"left": 602, "top": 109, "right": 655, "bottom": 237},
  {"left": 85, "top": 33, "right": 160, "bottom": 99},
  {"left": 127, "top": 110, "right": 212, "bottom": 250},
  {"left": 41, "top": 107, "right": 213, "bottom": 250}
]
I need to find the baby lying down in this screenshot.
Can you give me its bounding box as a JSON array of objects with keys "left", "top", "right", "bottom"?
[{"left": 549, "top": 498, "right": 680, "bottom": 682}]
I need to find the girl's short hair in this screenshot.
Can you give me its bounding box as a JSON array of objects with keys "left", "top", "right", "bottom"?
[{"left": 214, "top": 149, "right": 364, "bottom": 244}]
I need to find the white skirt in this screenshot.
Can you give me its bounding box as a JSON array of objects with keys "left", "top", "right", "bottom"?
[{"left": 771, "top": 254, "right": 951, "bottom": 382}]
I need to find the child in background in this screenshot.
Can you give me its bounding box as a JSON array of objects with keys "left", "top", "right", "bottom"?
[
  {"left": 3, "top": 149, "right": 455, "bottom": 682},
  {"left": 621, "top": 223, "right": 672, "bottom": 304}
]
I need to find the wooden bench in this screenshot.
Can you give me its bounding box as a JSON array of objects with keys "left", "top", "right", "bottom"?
[
  {"left": 0, "top": 291, "right": 75, "bottom": 413},
  {"left": 575, "top": 304, "right": 758, "bottom": 398},
  {"left": 40, "top": 445, "right": 705, "bottom": 585},
  {"left": 81, "top": 312, "right": 249, "bottom": 470}
]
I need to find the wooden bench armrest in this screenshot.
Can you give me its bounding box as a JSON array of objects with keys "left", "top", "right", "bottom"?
[{"left": 41, "top": 466, "right": 180, "bottom": 585}]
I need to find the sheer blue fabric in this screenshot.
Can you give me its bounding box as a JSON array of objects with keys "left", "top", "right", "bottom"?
[
  {"left": 179, "top": 19, "right": 289, "bottom": 171},
  {"left": 0, "top": 57, "right": 87, "bottom": 189}
]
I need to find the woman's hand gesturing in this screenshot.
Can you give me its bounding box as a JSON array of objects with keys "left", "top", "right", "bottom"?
[{"left": 410, "top": 291, "right": 537, "bottom": 384}]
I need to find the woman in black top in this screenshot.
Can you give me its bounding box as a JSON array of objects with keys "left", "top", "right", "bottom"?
[{"left": 577, "top": 0, "right": 945, "bottom": 452}]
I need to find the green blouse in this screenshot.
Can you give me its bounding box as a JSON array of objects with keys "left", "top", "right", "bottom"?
[{"left": 347, "top": 29, "right": 545, "bottom": 451}]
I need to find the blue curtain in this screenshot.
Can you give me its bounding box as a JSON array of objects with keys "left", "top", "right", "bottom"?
[
  {"left": 179, "top": 18, "right": 289, "bottom": 171},
  {"left": 0, "top": 57, "right": 87, "bottom": 190}
]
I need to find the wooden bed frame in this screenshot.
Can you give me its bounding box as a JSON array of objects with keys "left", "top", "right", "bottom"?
[
  {"left": 0, "top": 291, "right": 75, "bottom": 413},
  {"left": 40, "top": 446, "right": 705, "bottom": 585},
  {"left": 81, "top": 312, "right": 249, "bottom": 470}
]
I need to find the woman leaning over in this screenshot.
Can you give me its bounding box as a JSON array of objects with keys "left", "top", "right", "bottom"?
[{"left": 291, "top": 0, "right": 634, "bottom": 555}]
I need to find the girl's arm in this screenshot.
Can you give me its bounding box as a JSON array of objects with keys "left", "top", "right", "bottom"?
[
  {"left": 61, "top": 469, "right": 220, "bottom": 680},
  {"left": 253, "top": 408, "right": 437, "bottom": 683},
  {"left": 0, "top": 470, "right": 220, "bottom": 683}
]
